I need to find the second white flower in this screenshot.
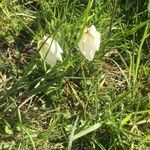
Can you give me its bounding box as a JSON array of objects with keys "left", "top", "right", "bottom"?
[{"left": 78, "top": 25, "right": 101, "bottom": 61}]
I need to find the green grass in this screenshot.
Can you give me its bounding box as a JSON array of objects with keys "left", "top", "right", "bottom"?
[{"left": 0, "top": 0, "right": 150, "bottom": 149}]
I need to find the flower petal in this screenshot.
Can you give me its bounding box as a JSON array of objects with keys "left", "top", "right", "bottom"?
[
  {"left": 54, "top": 41, "right": 63, "bottom": 61},
  {"left": 45, "top": 50, "right": 57, "bottom": 65},
  {"left": 78, "top": 25, "right": 101, "bottom": 61},
  {"left": 39, "top": 36, "right": 63, "bottom": 65},
  {"left": 95, "top": 31, "right": 101, "bottom": 51},
  {"left": 78, "top": 34, "right": 96, "bottom": 61}
]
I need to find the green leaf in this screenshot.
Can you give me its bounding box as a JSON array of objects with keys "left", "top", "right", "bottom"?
[
  {"left": 72, "top": 123, "right": 101, "bottom": 141},
  {"left": 120, "top": 114, "right": 132, "bottom": 127},
  {"left": 5, "top": 125, "right": 13, "bottom": 135}
]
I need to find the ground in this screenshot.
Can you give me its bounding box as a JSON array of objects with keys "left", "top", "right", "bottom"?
[{"left": 0, "top": 0, "right": 150, "bottom": 149}]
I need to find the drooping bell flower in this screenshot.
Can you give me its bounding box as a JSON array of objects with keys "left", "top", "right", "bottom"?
[
  {"left": 78, "top": 25, "right": 101, "bottom": 61},
  {"left": 38, "top": 36, "right": 63, "bottom": 65}
]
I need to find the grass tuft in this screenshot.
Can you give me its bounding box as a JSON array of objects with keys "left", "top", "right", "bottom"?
[{"left": 0, "top": 0, "right": 149, "bottom": 149}]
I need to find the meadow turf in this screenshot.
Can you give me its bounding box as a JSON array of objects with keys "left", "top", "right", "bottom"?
[{"left": 0, "top": 0, "right": 150, "bottom": 149}]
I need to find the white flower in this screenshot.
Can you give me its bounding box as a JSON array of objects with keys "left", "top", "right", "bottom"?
[
  {"left": 38, "top": 36, "right": 63, "bottom": 65},
  {"left": 78, "top": 25, "right": 101, "bottom": 61}
]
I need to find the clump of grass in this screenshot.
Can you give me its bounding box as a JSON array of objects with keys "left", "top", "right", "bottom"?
[{"left": 0, "top": 0, "right": 150, "bottom": 149}]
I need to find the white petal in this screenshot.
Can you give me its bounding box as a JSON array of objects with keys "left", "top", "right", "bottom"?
[
  {"left": 39, "top": 42, "right": 57, "bottom": 65},
  {"left": 39, "top": 43, "right": 48, "bottom": 58},
  {"left": 45, "top": 50, "right": 57, "bottom": 65},
  {"left": 88, "top": 25, "right": 101, "bottom": 51},
  {"left": 43, "top": 36, "right": 53, "bottom": 46},
  {"left": 88, "top": 25, "right": 97, "bottom": 38},
  {"left": 78, "top": 34, "right": 96, "bottom": 61},
  {"left": 39, "top": 36, "right": 63, "bottom": 65},
  {"left": 78, "top": 25, "right": 101, "bottom": 61},
  {"left": 95, "top": 31, "right": 101, "bottom": 51},
  {"left": 54, "top": 40, "right": 63, "bottom": 61},
  {"left": 54, "top": 40, "right": 63, "bottom": 53}
]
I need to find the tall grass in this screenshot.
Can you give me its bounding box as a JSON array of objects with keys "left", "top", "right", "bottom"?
[{"left": 0, "top": 0, "right": 149, "bottom": 149}]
